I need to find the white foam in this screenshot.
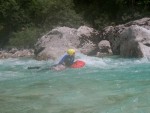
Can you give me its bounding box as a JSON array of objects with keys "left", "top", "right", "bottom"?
[
  {"left": 74, "top": 53, "right": 112, "bottom": 69},
  {"left": 0, "top": 54, "right": 150, "bottom": 70},
  {"left": 75, "top": 53, "right": 150, "bottom": 69}
]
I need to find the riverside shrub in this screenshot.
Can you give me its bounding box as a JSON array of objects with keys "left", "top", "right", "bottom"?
[{"left": 9, "top": 27, "right": 41, "bottom": 48}]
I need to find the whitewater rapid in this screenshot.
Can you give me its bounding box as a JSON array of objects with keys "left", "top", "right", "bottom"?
[{"left": 0, "top": 53, "right": 150, "bottom": 113}]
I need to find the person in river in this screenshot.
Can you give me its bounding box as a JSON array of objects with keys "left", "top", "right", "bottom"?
[
  {"left": 50, "top": 49, "right": 75, "bottom": 71},
  {"left": 28, "top": 49, "right": 75, "bottom": 70},
  {"left": 58, "top": 49, "right": 75, "bottom": 66}
]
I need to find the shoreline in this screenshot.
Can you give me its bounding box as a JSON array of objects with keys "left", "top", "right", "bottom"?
[{"left": 0, "top": 48, "right": 34, "bottom": 59}]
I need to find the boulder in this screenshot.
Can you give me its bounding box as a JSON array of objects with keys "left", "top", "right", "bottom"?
[
  {"left": 100, "top": 17, "right": 150, "bottom": 58},
  {"left": 34, "top": 26, "right": 100, "bottom": 60},
  {"left": 120, "top": 25, "right": 150, "bottom": 57},
  {"left": 97, "top": 40, "right": 112, "bottom": 57}
]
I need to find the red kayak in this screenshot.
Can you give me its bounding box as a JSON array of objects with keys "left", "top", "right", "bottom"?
[{"left": 71, "top": 60, "right": 85, "bottom": 68}]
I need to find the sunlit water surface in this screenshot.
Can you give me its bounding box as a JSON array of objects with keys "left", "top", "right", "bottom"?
[{"left": 0, "top": 54, "right": 150, "bottom": 113}]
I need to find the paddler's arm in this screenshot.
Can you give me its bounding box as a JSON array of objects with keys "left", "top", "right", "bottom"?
[{"left": 58, "top": 55, "right": 67, "bottom": 64}]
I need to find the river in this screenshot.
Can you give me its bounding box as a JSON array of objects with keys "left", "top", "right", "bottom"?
[{"left": 0, "top": 53, "right": 150, "bottom": 113}]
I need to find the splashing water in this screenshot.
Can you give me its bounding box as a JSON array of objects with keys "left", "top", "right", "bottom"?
[{"left": 0, "top": 53, "right": 150, "bottom": 113}]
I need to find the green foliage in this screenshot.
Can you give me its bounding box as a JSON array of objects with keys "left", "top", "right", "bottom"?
[
  {"left": 29, "top": 0, "right": 83, "bottom": 29},
  {"left": 0, "top": 0, "right": 83, "bottom": 48},
  {"left": 0, "top": 0, "right": 150, "bottom": 48},
  {"left": 0, "top": 0, "right": 29, "bottom": 30},
  {"left": 9, "top": 27, "right": 41, "bottom": 48},
  {"left": 73, "top": 0, "right": 150, "bottom": 29}
]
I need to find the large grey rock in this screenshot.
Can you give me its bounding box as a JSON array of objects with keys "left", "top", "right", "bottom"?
[
  {"left": 34, "top": 27, "right": 78, "bottom": 60},
  {"left": 35, "top": 26, "right": 100, "bottom": 60},
  {"left": 120, "top": 25, "right": 150, "bottom": 57},
  {"left": 100, "top": 25, "right": 127, "bottom": 55},
  {"left": 101, "top": 17, "right": 150, "bottom": 58}
]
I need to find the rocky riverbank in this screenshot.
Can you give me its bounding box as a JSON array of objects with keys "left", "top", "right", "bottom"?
[
  {"left": 35, "top": 17, "right": 150, "bottom": 60},
  {"left": 1, "top": 17, "right": 150, "bottom": 60},
  {"left": 0, "top": 48, "right": 34, "bottom": 59}
]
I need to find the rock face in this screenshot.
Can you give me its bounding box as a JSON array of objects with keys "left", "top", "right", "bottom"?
[
  {"left": 101, "top": 17, "right": 150, "bottom": 58},
  {"left": 35, "top": 26, "right": 100, "bottom": 60}
]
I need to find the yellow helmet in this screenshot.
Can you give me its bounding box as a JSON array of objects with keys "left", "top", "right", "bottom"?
[{"left": 67, "top": 49, "right": 75, "bottom": 56}]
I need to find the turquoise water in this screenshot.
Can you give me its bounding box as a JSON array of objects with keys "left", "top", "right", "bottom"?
[{"left": 0, "top": 54, "right": 150, "bottom": 113}]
